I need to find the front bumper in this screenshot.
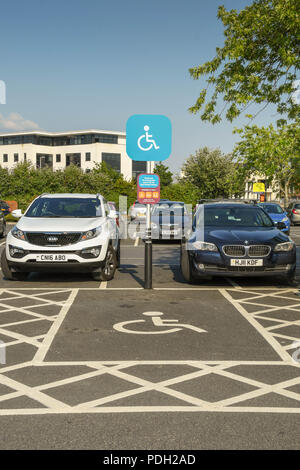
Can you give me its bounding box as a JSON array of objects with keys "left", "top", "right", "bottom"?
[
  {"left": 191, "top": 248, "right": 296, "bottom": 278},
  {"left": 8, "top": 260, "right": 105, "bottom": 273},
  {"left": 5, "top": 232, "right": 111, "bottom": 272}
]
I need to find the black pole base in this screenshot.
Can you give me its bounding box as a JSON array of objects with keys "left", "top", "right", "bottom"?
[{"left": 144, "top": 239, "right": 152, "bottom": 289}]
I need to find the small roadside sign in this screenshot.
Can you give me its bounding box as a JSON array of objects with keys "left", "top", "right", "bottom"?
[
  {"left": 253, "top": 182, "right": 265, "bottom": 193},
  {"left": 137, "top": 174, "right": 160, "bottom": 204}
]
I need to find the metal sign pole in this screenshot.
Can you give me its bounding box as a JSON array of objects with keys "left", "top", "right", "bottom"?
[
  {"left": 144, "top": 160, "right": 153, "bottom": 289},
  {"left": 144, "top": 203, "right": 152, "bottom": 289}
]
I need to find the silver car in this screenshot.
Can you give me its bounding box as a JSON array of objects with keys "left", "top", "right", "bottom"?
[
  {"left": 128, "top": 200, "right": 147, "bottom": 221},
  {"left": 287, "top": 201, "right": 300, "bottom": 225}
]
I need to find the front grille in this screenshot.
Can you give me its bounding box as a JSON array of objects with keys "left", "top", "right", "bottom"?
[
  {"left": 223, "top": 245, "right": 245, "bottom": 257},
  {"left": 223, "top": 245, "right": 271, "bottom": 257},
  {"left": 26, "top": 232, "right": 81, "bottom": 246},
  {"left": 248, "top": 245, "right": 271, "bottom": 257}
]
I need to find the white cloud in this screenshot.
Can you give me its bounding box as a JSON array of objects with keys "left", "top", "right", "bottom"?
[{"left": 0, "top": 112, "right": 40, "bottom": 131}]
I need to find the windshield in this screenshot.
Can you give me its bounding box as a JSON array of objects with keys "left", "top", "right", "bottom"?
[
  {"left": 152, "top": 203, "right": 187, "bottom": 216},
  {"left": 259, "top": 204, "right": 284, "bottom": 214},
  {"left": 196, "top": 206, "right": 274, "bottom": 227},
  {"left": 25, "top": 197, "right": 102, "bottom": 218}
]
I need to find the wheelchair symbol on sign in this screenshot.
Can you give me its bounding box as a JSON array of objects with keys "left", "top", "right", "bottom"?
[
  {"left": 137, "top": 125, "right": 160, "bottom": 151},
  {"left": 113, "top": 311, "right": 207, "bottom": 335}
]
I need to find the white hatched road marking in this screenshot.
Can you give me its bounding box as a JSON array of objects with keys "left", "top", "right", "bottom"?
[{"left": 0, "top": 286, "right": 299, "bottom": 414}]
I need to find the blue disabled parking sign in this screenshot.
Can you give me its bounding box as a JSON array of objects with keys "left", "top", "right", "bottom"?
[{"left": 126, "top": 114, "right": 172, "bottom": 161}]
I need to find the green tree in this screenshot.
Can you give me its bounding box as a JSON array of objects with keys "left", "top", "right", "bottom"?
[
  {"left": 189, "top": 0, "right": 300, "bottom": 123},
  {"left": 154, "top": 162, "right": 173, "bottom": 187},
  {"left": 233, "top": 121, "right": 300, "bottom": 204},
  {"left": 181, "top": 147, "right": 245, "bottom": 198}
]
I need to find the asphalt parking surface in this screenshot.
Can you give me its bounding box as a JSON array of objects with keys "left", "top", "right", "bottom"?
[{"left": 0, "top": 225, "right": 299, "bottom": 449}]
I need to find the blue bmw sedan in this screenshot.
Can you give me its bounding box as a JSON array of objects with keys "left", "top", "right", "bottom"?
[{"left": 180, "top": 203, "right": 296, "bottom": 284}]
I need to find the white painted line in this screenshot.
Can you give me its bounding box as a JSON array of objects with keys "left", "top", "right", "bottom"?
[
  {"left": 134, "top": 237, "right": 139, "bottom": 247},
  {"left": 33, "top": 288, "right": 78, "bottom": 362},
  {"left": 0, "top": 407, "right": 299, "bottom": 415},
  {"left": 219, "top": 288, "right": 292, "bottom": 362}
]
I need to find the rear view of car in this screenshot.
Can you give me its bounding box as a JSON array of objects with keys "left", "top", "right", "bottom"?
[
  {"left": 287, "top": 201, "right": 300, "bottom": 226},
  {"left": 128, "top": 200, "right": 147, "bottom": 221},
  {"left": 151, "top": 201, "right": 192, "bottom": 240}
]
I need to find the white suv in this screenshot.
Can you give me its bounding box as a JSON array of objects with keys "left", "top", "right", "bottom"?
[{"left": 1, "top": 193, "right": 120, "bottom": 281}]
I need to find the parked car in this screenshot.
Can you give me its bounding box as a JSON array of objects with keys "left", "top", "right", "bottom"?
[
  {"left": 258, "top": 203, "right": 290, "bottom": 234},
  {"left": 151, "top": 201, "right": 192, "bottom": 240},
  {"left": 1, "top": 193, "right": 120, "bottom": 281},
  {"left": 0, "top": 200, "right": 11, "bottom": 216},
  {"left": 180, "top": 203, "right": 296, "bottom": 284},
  {"left": 128, "top": 200, "right": 147, "bottom": 221},
  {"left": 286, "top": 201, "right": 300, "bottom": 226},
  {"left": 107, "top": 201, "right": 126, "bottom": 238}
]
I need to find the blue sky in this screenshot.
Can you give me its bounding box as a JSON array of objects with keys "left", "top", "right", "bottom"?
[{"left": 0, "top": 0, "right": 279, "bottom": 172}]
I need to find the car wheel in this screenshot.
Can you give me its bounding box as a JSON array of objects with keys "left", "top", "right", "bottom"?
[
  {"left": 285, "top": 268, "right": 297, "bottom": 286},
  {"left": 92, "top": 245, "right": 117, "bottom": 281},
  {"left": 180, "top": 242, "right": 197, "bottom": 283},
  {"left": 116, "top": 240, "right": 120, "bottom": 268},
  {"left": 1, "top": 250, "right": 28, "bottom": 281},
  {"left": 0, "top": 221, "right": 6, "bottom": 238}
]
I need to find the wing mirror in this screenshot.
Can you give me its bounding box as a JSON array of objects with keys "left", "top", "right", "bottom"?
[{"left": 11, "top": 209, "right": 23, "bottom": 218}]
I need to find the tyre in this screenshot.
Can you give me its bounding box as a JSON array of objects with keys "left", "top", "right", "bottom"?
[
  {"left": 0, "top": 221, "right": 6, "bottom": 238},
  {"left": 92, "top": 245, "right": 117, "bottom": 281},
  {"left": 180, "top": 242, "right": 197, "bottom": 283},
  {"left": 1, "top": 249, "right": 28, "bottom": 281},
  {"left": 116, "top": 240, "right": 120, "bottom": 268},
  {"left": 285, "top": 268, "right": 297, "bottom": 286}
]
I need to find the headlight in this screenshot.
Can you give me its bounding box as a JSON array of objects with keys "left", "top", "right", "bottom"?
[
  {"left": 190, "top": 241, "right": 218, "bottom": 252},
  {"left": 80, "top": 226, "right": 102, "bottom": 241},
  {"left": 11, "top": 226, "right": 26, "bottom": 240},
  {"left": 274, "top": 241, "right": 294, "bottom": 252},
  {"left": 282, "top": 216, "right": 289, "bottom": 222}
]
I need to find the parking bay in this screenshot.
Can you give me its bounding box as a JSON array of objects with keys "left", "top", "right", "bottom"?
[{"left": 44, "top": 289, "right": 280, "bottom": 362}]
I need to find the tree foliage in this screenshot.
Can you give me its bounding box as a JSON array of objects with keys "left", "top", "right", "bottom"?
[
  {"left": 189, "top": 0, "right": 300, "bottom": 123},
  {"left": 233, "top": 120, "right": 300, "bottom": 201},
  {"left": 0, "top": 162, "right": 136, "bottom": 211},
  {"left": 154, "top": 162, "right": 173, "bottom": 187},
  {"left": 180, "top": 147, "right": 246, "bottom": 199}
]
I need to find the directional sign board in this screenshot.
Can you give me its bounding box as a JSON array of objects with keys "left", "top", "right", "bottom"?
[
  {"left": 126, "top": 114, "right": 171, "bottom": 161},
  {"left": 253, "top": 182, "right": 265, "bottom": 193},
  {"left": 137, "top": 173, "right": 160, "bottom": 204}
]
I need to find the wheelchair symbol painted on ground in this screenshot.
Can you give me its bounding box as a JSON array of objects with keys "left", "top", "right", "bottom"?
[
  {"left": 113, "top": 311, "right": 207, "bottom": 335},
  {"left": 137, "top": 125, "right": 160, "bottom": 151}
]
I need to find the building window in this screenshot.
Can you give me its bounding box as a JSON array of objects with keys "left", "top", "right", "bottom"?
[
  {"left": 3, "top": 154, "right": 8, "bottom": 163},
  {"left": 56, "top": 154, "right": 61, "bottom": 163},
  {"left": 132, "top": 161, "right": 147, "bottom": 179},
  {"left": 85, "top": 152, "right": 91, "bottom": 161},
  {"left": 95, "top": 134, "right": 118, "bottom": 144},
  {"left": 36, "top": 154, "right": 53, "bottom": 169},
  {"left": 24, "top": 153, "right": 27, "bottom": 161},
  {"left": 66, "top": 153, "right": 81, "bottom": 167},
  {"left": 102, "top": 153, "right": 121, "bottom": 173},
  {"left": 14, "top": 153, "right": 19, "bottom": 162}
]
